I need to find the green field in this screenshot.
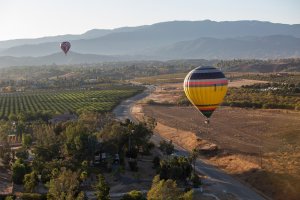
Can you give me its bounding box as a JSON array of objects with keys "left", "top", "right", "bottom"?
[{"left": 0, "top": 87, "right": 142, "bottom": 118}]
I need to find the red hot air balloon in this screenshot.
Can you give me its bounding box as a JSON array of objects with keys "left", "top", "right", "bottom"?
[{"left": 60, "top": 41, "right": 71, "bottom": 55}]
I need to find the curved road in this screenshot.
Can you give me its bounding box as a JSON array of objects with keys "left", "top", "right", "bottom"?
[{"left": 113, "top": 86, "right": 265, "bottom": 200}]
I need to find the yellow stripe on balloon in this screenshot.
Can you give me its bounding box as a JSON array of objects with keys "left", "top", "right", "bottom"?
[{"left": 184, "top": 85, "right": 228, "bottom": 106}]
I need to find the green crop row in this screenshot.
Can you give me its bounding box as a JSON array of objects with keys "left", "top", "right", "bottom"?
[{"left": 0, "top": 88, "right": 142, "bottom": 119}]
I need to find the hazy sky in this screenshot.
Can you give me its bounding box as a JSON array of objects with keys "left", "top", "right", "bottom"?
[{"left": 0, "top": 0, "right": 299, "bottom": 41}]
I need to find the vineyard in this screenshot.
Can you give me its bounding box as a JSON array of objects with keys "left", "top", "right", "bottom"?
[{"left": 0, "top": 87, "right": 142, "bottom": 118}]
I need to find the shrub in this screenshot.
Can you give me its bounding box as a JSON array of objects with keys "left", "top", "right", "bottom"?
[
  {"left": 176, "top": 96, "right": 191, "bottom": 106},
  {"left": 23, "top": 171, "right": 38, "bottom": 192},
  {"left": 19, "top": 193, "right": 46, "bottom": 200},
  {"left": 128, "top": 160, "right": 138, "bottom": 171},
  {"left": 126, "top": 148, "right": 138, "bottom": 159},
  {"left": 146, "top": 99, "right": 156, "bottom": 105},
  {"left": 159, "top": 140, "right": 174, "bottom": 155},
  {"left": 4, "top": 196, "right": 14, "bottom": 200},
  {"left": 16, "top": 150, "right": 29, "bottom": 160},
  {"left": 12, "top": 159, "right": 26, "bottom": 184},
  {"left": 152, "top": 156, "right": 160, "bottom": 169},
  {"left": 141, "top": 142, "right": 155, "bottom": 155},
  {"left": 191, "top": 173, "right": 201, "bottom": 188},
  {"left": 121, "top": 190, "right": 146, "bottom": 200}
]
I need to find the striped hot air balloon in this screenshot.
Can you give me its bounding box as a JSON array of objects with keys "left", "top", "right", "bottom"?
[{"left": 183, "top": 66, "right": 228, "bottom": 121}]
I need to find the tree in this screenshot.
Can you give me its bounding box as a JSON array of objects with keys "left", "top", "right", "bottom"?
[
  {"left": 8, "top": 113, "right": 18, "bottom": 121},
  {"left": 147, "top": 176, "right": 192, "bottom": 200},
  {"left": 94, "top": 174, "right": 110, "bottom": 200},
  {"left": 189, "top": 148, "right": 199, "bottom": 174},
  {"left": 0, "top": 121, "right": 11, "bottom": 166},
  {"left": 142, "top": 117, "right": 156, "bottom": 131},
  {"left": 99, "top": 120, "right": 154, "bottom": 160},
  {"left": 129, "top": 121, "right": 154, "bottom": 152},
  {"left": 22, "top": 134, "right": 32, "bottom": 148},
  {"left": 121, "top": 190, "right": 146, "bottom": 200},
  {"left": 32, "top": 125, "right": 61, "bottom": 162},
  {"left": 79, "top": 111, "right": 113, "bottom": 132},
  {"left": 159, "top": 156, "right": 192, "bottom": 182},
  {"left": 47, "top": 169, "right": 85, "bottom": 200},
  {"left": 12, "top": 159, "right": 26, "bottom": 184},
  {"left": 63, "top": 123, "right": 96, "bottom": 162},
  {"left": 100, "top": 122, "right": 128, "bottom": 154},
  {"left": 17, "top": 112, "right": 27, "bottom": 122},
  {"left": 159, "top": 140, "right": 174, "bottom": 155},
  {"left": 16, "top": 149, "right": 29, "bottom": 160},
  {"left": 24, "top": 171, "right": 38, "bottom": 192},
  {"left": 152, "top": 156, "right": 160, "bottom": 170}
]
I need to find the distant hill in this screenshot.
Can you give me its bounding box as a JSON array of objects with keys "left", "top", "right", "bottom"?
[
  {"left": 150, "top": 35, "right": 300, "bottom": 59},
  {"left": 0, "top": 52, "right": 142, "bottom": 67},
  {"left": 0, "top": 26, "right": 142, "bottom": 49},
  {"left": 0, "top": 20, "right": 300, "bottom": 66},
  {"left": 0, "top": 30, "right": 109, "bottom": 49}
]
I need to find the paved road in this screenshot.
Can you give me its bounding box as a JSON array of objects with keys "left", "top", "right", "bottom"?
[
  {"left": 113, "top": 86, "right": 266, "bottom": 200},
  {"left": 113, "top": 86, "right": 153, "bottom": 121}
]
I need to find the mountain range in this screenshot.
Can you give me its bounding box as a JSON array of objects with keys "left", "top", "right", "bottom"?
[{"left": 0, "top": 20, "right": 300, "bottom": 67}]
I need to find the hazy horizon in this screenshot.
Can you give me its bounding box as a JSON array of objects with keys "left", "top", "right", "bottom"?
[{"left": 1, "top": 0, "right": 300, "bottom": 41}]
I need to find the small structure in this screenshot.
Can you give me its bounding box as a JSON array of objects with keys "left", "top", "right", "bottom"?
[
  {"left": 7, "top": 134, "right": 18, "bottom": 144},
  {"left": 276, "top": 72, "right": 288, "bottom": 77}
]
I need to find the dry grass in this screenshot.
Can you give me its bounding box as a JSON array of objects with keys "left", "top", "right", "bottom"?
[
  {"left": 209, "top": 154, "right": 260, "bottom": 174},
  {"left": 138, "top": 104, "right": 300, "bottom": 199},
  {"left": 132, "top": 78, "right": 300, "bottom": 200}
]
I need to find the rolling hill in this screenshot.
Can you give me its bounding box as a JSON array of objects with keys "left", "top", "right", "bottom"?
[
  {"left": 150, "top": 35, "right": 300, "bottom": 59},
  {"left": 0, "top": 52, "right": 132, "bottom": 67}
]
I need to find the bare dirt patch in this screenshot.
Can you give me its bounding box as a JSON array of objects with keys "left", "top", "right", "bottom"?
[
  {"left": 132, "top": 78, "right": 300, "bottom": 199},
  {"left": 103, "top": 154, "right": 158, "bottom": 194},
  {"left": 145, "top": 84, "right": 182, "bottom": 104}
]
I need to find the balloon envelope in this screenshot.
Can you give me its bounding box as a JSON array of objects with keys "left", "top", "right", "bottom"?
[
  {"left": 183, "top": 66, "right": 228, "bottom": 119},
  {"left": 60, "top": 41, "right": 71, "bottom": 55}
]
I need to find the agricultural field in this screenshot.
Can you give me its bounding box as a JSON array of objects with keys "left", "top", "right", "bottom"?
[
  {"left": 223, "top": 84, "right": 300, "bottom": 110},
  {"left": 224, "top": 73, "right": 300, "bottom": 110},
  {"left": 0, "top": 86, "right": 143, "bottom": 119},
  {"left": 133, "top": 73, "right": 186, "bottom": 84},
  {"left": 231, "top": 72, "right": 300, "bottom": 85}
]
